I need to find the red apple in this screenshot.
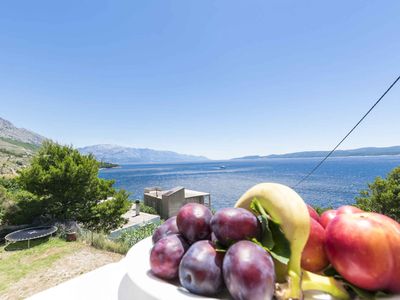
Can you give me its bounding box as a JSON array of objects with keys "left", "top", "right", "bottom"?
[
  {"left": 319, "top": 209, "right": 337, "bottom": 228},
  {"left": 307, "top": 204, "right": 320, "bottom": 222},
  {"left": 320, "top": 206, "right": 363, "bottom": 228},
  {"left": 301, "top": 218, "right": 329, "bottom": 272},
  {"left": 325, "top": 212, "right": 400, "bottom": 293},
  {"left": 336, "top": 205, "right": 363, "bottom": 215}
]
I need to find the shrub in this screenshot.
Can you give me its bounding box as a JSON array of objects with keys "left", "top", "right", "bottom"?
[
  {"left": 312, "top": 205, "right": 333, "bottom": 215},
  {"left": 84, "top": 190, "right": 131, "bottom": 233},
  {"left": 0, "top": 186, "right": 12, "bottom": 225},
  {"left": 2, "top": 190, "right": 45, "bottom": 225},
  {"left": 139, "top": 202, "right": 157, "bottom": 215},
  {"left": 78, "top": 222, "right": 160, "bottom": 255},
  {"left": 81, "top": 231, "right": 130, "bottom": 254},
  {"left": 356, "top": 166, "right": 400, "bottom": 222},
  {"left": 117, "top": 221, "right": 160, "bottom": 248},
  {"left": 0, "top": 177, "right": 21, "bottom": 193}
]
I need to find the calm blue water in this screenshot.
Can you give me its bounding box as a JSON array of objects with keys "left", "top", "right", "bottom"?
[{"left": 99, "top": 156, "right": 400, "bottom": 210}]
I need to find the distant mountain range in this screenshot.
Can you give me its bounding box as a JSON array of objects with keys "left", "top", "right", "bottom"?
[
  {"left": 0, "top": 117, "right": 208, "bottom": 174},
  {"left": 233, "top": 146, "right": 400, "bottom": 160},
  {"left": 1, "top": 116, "right": 399, "bottom": 173},
  {"left": 78, "top": 144, "right": 209, "bottom": 164}
]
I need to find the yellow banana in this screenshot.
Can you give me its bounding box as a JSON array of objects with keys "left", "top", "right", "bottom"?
[
  {"left": 235, "top": 183, "right": 351, "bottom": 300},
  {"left": 235, "top": 183, "right": 310, "bottom": 299},
  {"left": 302, "top": 271, "right": 350, "bottom": 300}
]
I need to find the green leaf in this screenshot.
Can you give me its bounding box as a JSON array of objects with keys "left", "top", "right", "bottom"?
[
  {"left": 252, "top": 236, "right": 289, "bottom": 265},
  {"left": 249, "top": 198, "right": 260, "bottom": 214},
  {"left": 343, "top": 282, "right": 376, "bottom": 300},
  {"left": 260, "top": 214, "right": 274, "bottom": 249},
  {"left": 375, "top": 291, "right": 390, "bottom": 298},
  {"left": 323, "top": 266, "right": 340, "bottom": 277},
  {"left": 324, "top": 267, "right": 390, "bottom": 300},
  {"left": 250, "top": 197, "right": 269, "bottom": 217},
  {"left": 269, "top": 250, "right": 290, "bottom": 265},
  {"left": 214, "top": 240, "right": 227, "bottom": 253},
  {"left": 251, "top": 198, "right": 274, "bottom": 249},
  {"left": 250, "top": 198, "right": 291, "bottom": 265},
  {"left": 268, "top": 218, "right": 291, "bottom": 265}
]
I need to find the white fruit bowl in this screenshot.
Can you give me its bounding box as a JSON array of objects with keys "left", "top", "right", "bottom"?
[
  {"left": 125, "top": 237, "right": 336, "bottom": 300},
  {"left": 125, "top": 237, "right": 230, "bottom": 300}
]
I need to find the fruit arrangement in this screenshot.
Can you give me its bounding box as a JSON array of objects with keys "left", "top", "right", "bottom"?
[{"left": 149, "top": 183, "right": 400, "bottom": 299}]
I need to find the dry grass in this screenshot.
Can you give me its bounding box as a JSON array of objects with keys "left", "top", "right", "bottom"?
[{"left": 0, "top": 237, "right": 123, "bottom": 300}]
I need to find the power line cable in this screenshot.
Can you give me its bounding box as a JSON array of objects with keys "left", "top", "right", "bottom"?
[{"left": 294, "top": 75, "right": 400, "bottom": 188}]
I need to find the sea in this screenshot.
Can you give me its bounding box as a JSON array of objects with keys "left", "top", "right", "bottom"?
[{"left": 98, "top": 156, "right": 400, "bottom": 210}]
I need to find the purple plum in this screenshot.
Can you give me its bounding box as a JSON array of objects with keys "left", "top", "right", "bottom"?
[
  {"left": 150, "top": 234, "right": 189, "bottom": 280},
  {"left": 223, "top": 240, "right": 275, "bottom": 300},
  {"left": 211, "top": 207, "right": 259, "bottom": 246},
  {"left": 179, "top": 240, "right": 224, "bottom": 296},
  {"left": 176, "top": 203, "right": 212, "bottom": 243},
  {"left": 152, "top": 216, "right": 179, "bottom": 244}
]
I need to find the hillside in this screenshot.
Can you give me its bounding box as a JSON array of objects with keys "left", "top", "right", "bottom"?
[
  {"left": 0, "top": 117, "right": 45, "bottom": 176},
  {"left": 0, "top": 138, "right": 37, "bottom": 176},
  {"left": 0, "top": 117, "right": 45, "bottom": 145},
  {"left": 233, "top": 146, "right": 400, "bottom": 160},
  {"left": 78, "top": 144, "right": 209, "bottom": 164}
]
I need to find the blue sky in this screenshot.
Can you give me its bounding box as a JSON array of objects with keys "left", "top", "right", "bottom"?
[{"left": 1, "top": 1, "right": 399, "bottom": 159}]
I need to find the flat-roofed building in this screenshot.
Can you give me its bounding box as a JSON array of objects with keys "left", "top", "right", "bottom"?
[{"left": 143, "top": 186, "right": 211, "bottom": 219}]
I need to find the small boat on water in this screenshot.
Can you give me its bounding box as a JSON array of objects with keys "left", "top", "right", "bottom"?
[{"left": 219, "top": 165, "right": 226, "bottom": 169}]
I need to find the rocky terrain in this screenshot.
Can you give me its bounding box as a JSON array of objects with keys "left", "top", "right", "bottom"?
[
  {"left": 0, "top": 118, "right": 45, "bottom": 145},
  {"left": 0, "top": 117, "right": 45, "bottom": 176}
]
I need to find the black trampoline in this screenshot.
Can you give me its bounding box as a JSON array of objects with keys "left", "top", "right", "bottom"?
[{"left": 5, "top": 226, "right": 57, "bottom": 248}]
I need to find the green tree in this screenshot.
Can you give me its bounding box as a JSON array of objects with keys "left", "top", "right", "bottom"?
[
  {"left": 84, "top": 190, "right": 131, "bottom": 233},
  {"left": 1, "top": 190, "right": 43, "bottom": 225},
  {"left": 356, "top": 166, "right": 400, "bottom": 222},
  {"left": 312, "top": 205, "right": 333, "bottom": 215},
  {"left": 0, "top": 186, "right": 10, "bottom": 224},
  {"left": 17, "top": 141, "right": 130, "bottom": 232}
]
